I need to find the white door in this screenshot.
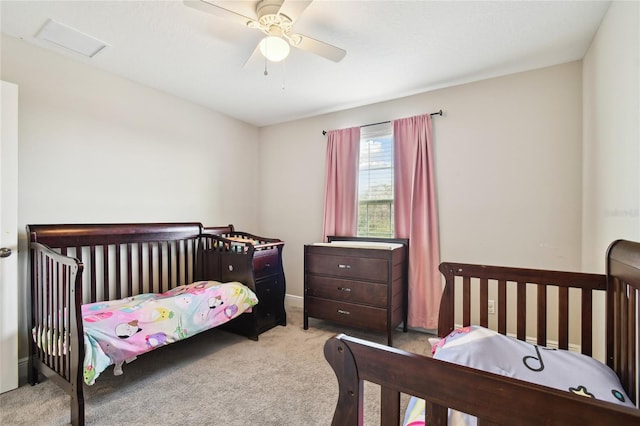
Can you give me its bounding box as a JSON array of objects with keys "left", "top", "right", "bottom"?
[{"left": 0, "top": 80, "right": 19, "bottom": 393}]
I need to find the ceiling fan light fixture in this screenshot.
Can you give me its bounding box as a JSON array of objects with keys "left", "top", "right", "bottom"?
[{"left": 259, "top": 36, "right": 290, "bottom": 62}]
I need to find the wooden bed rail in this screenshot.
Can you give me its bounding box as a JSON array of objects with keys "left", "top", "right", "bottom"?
[
  {"left": 324, "top": 333, "right": 640, "bottom": 426},
  {"left": 437, "top": 262, "right": 607, "bottom": 355},
  {"left": 27, "top": 222, "right": 205, "bottom": 247}
]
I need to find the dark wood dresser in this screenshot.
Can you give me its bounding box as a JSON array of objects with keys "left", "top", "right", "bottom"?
[
  {"left": 304, "top": 236, "right": 408, "bottom": 346},
  {"left": 200, "top": 228, "right": 286, "bottom": 340}
]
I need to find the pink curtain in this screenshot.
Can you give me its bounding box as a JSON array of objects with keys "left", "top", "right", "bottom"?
[
  {"left": 322, "top": 127, "right": 360, "bottom": 241},
  {"left": 393, "top": 114, "right": 441, "bottom": 329}
]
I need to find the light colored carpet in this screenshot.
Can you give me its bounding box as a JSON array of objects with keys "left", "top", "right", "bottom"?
[{"left": 0, "top": 306, "right": 433, "bottom": 425}]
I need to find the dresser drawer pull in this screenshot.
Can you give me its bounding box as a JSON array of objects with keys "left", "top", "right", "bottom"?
[
  {"left": 338, "top": 264, "right": 351, "bottom": 269},
  {"left": 337, "top": 309, "right": 351, "bottom": 315},
  {"left": 264, "top": 263, "right": 271, "bottom": 268},
  {"left": 337, "top": 287, "right": 351, "bottom": 292}
]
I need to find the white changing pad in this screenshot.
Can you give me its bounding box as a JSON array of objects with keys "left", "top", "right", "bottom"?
[{"left": 312, "top": 240, "right": 404, "bottom": 250}]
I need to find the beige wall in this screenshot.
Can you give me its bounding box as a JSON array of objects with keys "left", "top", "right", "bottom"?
[
  {"left": 1, "top": 34, "right": 261, "bottom": 359},
  {"left": 3, "top": 1, "right": 637, "bottom": 365},
  {"left": 582, "top": 1, "right": 640, "bottom": 270},
  {"left": 259, "top": 62, "right": 584, "bottom": 309},
  {"left": 582, "top": 1, "right": 639, "bottom": 361}
]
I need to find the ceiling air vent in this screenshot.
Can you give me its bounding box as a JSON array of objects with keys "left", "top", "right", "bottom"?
[{"left": 36, "top": 19, "right": 108, "bottom": 58}]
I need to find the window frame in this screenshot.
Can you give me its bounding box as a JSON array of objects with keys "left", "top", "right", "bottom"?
[{"left": 357, "top": 122, "right": 394, "bottom": 238}]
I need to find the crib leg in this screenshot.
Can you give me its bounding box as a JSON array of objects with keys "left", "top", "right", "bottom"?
[
  {"left": 27, "top": 357, "right": 39, "bottom": 385},
  {"left": 70, "top": 391, "right": 85, "bottom": 426}
]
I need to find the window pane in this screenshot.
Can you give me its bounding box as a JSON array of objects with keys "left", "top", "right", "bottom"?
[{"left": 358, "top": 124, "right": 393, "bottom": 238}]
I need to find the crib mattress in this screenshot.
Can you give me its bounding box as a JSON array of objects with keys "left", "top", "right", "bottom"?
[
  {"left": 403, "top": 325, "right": 635, "bottom": 425},
  {"left": 34, "top": 281, "right": 257, "bottom": 385}
]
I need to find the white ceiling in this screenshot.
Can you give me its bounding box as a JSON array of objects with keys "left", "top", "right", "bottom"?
[{"left": 1, "top": 0, "right": 611, "bottom": 127}]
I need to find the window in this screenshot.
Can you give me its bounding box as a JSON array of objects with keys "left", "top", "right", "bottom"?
[{"left": 357, "top": 123, "right": 394, "bottom": 238}]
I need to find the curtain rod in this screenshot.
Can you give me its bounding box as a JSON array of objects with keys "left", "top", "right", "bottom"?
[{"left": 322, "top": 109, "right": 443, "bottom": 135}]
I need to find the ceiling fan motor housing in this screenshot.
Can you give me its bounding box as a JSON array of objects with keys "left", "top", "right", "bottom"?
[
  {"left": 255, "top": 0, "right": 293, "bottom": 36},
  {"left": 256, "top": 0, "right": 285, "bottom": 19}
]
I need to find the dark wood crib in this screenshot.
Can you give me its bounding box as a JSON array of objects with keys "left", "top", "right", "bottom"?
[
  {"left": 27, "top": 222, "right": 285, "bottom": 426},
  {"left": 324, "top": 239, "right": 640, "bottom": 425}
]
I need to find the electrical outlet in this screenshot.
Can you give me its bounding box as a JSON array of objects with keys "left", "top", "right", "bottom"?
[{"left": 488, "top": 299, "right": 495, "bottom": 315}]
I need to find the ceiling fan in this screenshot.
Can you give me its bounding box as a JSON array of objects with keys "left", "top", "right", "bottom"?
[{"left": 183, "top": 0, "right": 346, "bottom": 64}]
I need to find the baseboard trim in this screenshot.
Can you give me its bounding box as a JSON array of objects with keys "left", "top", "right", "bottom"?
[
  {"left": 285, "top": 293, "right": 303, "bottom": 309},
  {"left": 18, "top": 356, "right": 29, "bottom": 386}
]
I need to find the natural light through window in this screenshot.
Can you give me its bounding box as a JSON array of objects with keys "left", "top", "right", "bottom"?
[{"left": 357, "top": 123, "right": 393, "bottom": 238}]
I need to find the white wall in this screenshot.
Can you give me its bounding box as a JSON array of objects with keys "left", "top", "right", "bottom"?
[
  {"left": 259, "top": 62, "right": 584, "bottom": 305},
  {"left": 1, "top": 34, "right": 260, "bottom": 359},
  {"left": 582, "top": 1, "right": 640, "bottom": 270}
]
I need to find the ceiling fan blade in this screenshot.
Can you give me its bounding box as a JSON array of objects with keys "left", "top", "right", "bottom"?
[
  {"left": 292, "top": 34, "right": 346, "bottom": 62},
  {"left": 243, "top": 42, "right": 263, "bottom": 68},
  {"left": 278, "top": 0, "right": 313, "bottom": 23},
  {"left": 183, "top": 0, "right": 257, "bottom": 28}
]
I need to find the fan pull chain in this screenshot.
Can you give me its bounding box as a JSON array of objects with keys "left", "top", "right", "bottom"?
[{"left": 264, "top": 54, "right": 269, "bottom": 76}]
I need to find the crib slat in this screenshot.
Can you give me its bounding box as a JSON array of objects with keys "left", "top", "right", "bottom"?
[
  {"left": 90, "top": 246, "right": 96, "bottom": 302},
  {"left": 517, "top": 282, "right": 526, "bottom": 341},
  {"left": 187, "top": 239, "right": 192, "bottom": 283},
  {"left": 60, "top": 262, "right": 68, "bottom": 379},
  {"left": 558, "top": 286, "right": 569, "bottom": 350},
  {"left": 158, "top": 242, "right": 164, "bottom": 293},
  {"left": 125, "top": 243, "right": 132, "bottom": 296},
  {"left": 167, "top": 241, "right": 173, "bottom": 290},
  {"left": 463, "top": 276, "right": 471, "bottom": 326},
  {"left": 117, "top": 244, "right": 124, "bottom": 299},
  {"left": 537, "top": 285, "right": 547, "bottom": 346},
  {"left": 176, "top": 241, "right": 181, "bottom": 284},
  {"left": 137, "top": 242, "right": 143, "bottom": 295},
  {"left": 497, "top": 280, "right": 506, "bottom": 334},
  {"left": 380, "top": 387, "right": 400, "bottom": 426},
  {"left": 148, "top": 243, "right": 154, "bottom": 294},
  {"left": 103, "top": 245, "right": 109, "bottom": 303},
  {"left": 581, "top": 288, "right": 593, "bottom": 356},
  {"left": 425, "top": 401, "right": 447, "bottom": 426},
  {"left": 480, "top": 278, "right": 488, "bottom": 328}
]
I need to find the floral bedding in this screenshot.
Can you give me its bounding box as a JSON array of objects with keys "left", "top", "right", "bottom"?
[
  {"left": 57, "top": 280, "right": 257, "bottom": 385},
  {"left": 403, "top": 325, "right": 635, "bottom": 426}
]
